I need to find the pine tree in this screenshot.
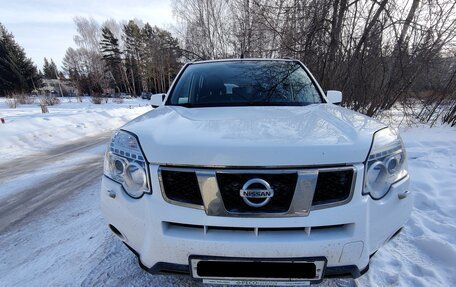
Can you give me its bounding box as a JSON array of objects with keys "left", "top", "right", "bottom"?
[
  {"left": 43, "top": 57, "right": 58, "bottom": 79},
  {"left": 0, "top": 32, "right": 20, "bottom": 94},
  {"left": 100, "top": 26, "right": 126, "bottom": 93},
  {"left": 140, "top": 23, "right": 181, "bottom": 93},
  {"left": 0, "top": 23, "right": 41, "bottom": 96},
  {"left": 43, "top": 57, "right": 50, "bottom": 78},
  {"left": 49, "top": 59, "right": 58, "bottom": 79},
  {"left": 123, "top": 21, "right": 143, "bottom": 96}
]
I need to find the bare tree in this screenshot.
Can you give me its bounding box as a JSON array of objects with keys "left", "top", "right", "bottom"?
[
  {"left": 60, "top": 1, "right": 456, "bottom": 124},
  {"left": 63, "top": 17, "right": 106, "bottom": 95}
]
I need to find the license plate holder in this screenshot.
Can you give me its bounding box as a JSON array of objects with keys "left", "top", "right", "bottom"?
[
  {"left": 202, "top": 279, "right": 311, "bottom": 286},
  {"left": 189, "top": 256, "right": 326, "bottom": 285}
]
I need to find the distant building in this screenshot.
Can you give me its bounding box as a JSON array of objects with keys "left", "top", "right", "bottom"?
[{"left": 39, "top": 79, "right": 79, "bottom": 96}]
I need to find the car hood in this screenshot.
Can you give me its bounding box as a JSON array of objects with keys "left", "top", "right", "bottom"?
[{"left": 123, "top": 104, "right": 386, "bottom": 166}]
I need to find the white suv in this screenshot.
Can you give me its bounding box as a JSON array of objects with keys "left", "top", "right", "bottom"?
[{"left": 101, "top": 59, "right": 412, "bottom": 285}]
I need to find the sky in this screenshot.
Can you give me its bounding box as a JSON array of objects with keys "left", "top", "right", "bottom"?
[{"left": 0, "top": 0, "right": 174, "bottom": 70}]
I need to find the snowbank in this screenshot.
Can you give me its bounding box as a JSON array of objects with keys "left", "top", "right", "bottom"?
[{"left": 0, "top": 97, "right": 152, "bottom": 163}]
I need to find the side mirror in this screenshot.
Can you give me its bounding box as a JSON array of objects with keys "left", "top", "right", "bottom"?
[
  {"left": 326, "top": 90, "right": 342, "bottom": 105},
  {"left": 151, "top": 93, "right": 166, "bottom": 108}
]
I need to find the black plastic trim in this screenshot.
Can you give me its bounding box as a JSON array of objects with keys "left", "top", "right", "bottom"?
[
  {"left": 164, "top": 63, "right": 191, "bottom": 106},
  {"left": 137, "top": 262, "right": 369, "bottom": 279},
  {"left": 389, "top": 227, "right": 403, "bottom": 241},
  {"left": 123, "top": 242, "right": 191, "bottom": 275},
  {"left": 325, "top": 264, "right": 369, "bottom": 279},
  {"left": 123, "top": 244, "right": 369, "bottom": 280}
]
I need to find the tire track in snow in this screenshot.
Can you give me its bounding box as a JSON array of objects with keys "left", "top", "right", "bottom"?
[
  {"left": 0, "top": 156, "right": 103, "bottom": 233},
  {"left": 0, "top": 132, "right": 110, "bottom": 183}
]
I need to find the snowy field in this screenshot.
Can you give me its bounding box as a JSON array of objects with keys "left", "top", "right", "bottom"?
[
  {"left": 0, "top": 100, "right": 455, "bottom": 286},
  {"left": 359, "top": 125, "right": 456, "bottom": 287},
  {"left": 0, "top": 97, "right": 152, "bottom": 164}
]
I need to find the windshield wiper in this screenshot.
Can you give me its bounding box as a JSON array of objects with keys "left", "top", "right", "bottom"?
[
  {"left": 175, "top": 103, "right": 197, "bottom": 108},
  {"left": 243, "top": 102, "right": 310, "bottom": 106}
]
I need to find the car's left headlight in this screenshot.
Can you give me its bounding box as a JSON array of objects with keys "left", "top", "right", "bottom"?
[
  {"left": 364, "top": 128, "right": 408, "bottom": 199},
  {"left": 104, "top": 130, "right": 150, "bottom": 198}
]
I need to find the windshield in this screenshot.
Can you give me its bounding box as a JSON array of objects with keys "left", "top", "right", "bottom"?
[{"left": 167, "top": 60, "right": 323, "bottom": 107}]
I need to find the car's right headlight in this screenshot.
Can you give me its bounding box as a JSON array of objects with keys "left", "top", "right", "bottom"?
[
  {"left": 104, "top": 130, "right": 150, "bottom": 198},
  {"left": 364, "top": 128, "right": 408, "bottom": 199}
]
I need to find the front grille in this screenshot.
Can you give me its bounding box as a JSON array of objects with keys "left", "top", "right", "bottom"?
[
  {"left": 161, "top": 170, "right": 203, "bottom": 205},
  {"left": 216, "top": 173, "right": 297, "bottom": 213},
  {"left": 159, "top": 167, "right": 354, "bottom": 215},
  {"left": 312, "top": 169, "right": 354, "bottom": 206}
]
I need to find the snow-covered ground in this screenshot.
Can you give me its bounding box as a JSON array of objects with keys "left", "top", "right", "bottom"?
[
  {"left": 0, "top": 97, "right": 152, "bottom": 164},
  {"left": 0, "top": 99, "right": 454, "bottom": 286},
  {"left": 358, "top": 125, "right": 456, "bottom": 287},
  {"left": 0, "top": 172, "right": 198, "bottom": 287}
]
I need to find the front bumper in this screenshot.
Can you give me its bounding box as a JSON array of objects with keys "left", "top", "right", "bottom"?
[{"left": 100, "top": 163, "right": 412, "bottom": 280}]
